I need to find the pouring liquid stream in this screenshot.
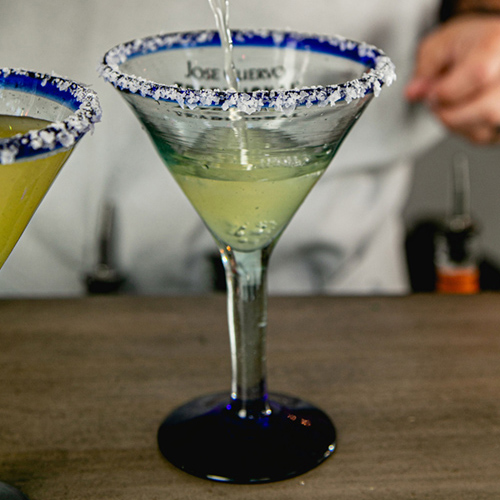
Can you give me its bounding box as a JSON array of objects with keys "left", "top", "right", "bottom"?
[
  {"left": 208, "top": 0, "right": 249, "bottom": 167},
  {"left": 208, "top": 0, "right": 239, "bottom": 90}
]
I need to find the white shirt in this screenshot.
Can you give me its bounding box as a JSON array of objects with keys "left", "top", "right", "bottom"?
[{"left": 0, "top": 0, "right": 443, "bottom": 296}]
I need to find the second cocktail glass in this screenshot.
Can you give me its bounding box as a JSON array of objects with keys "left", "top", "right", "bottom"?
[
  {"left": 0, "top": 68, "right": 101, "bottom": 500},
  {"left": 0, "top": 69, "right": 101, "bottom": 269},
  {"left": 100, "top": 30, "right": 394, "bottom": 483}
]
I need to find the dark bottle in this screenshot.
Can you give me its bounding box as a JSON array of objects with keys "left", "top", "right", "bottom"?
[{"left": 435, "top": 153, "right": 480, "bottom": 294}]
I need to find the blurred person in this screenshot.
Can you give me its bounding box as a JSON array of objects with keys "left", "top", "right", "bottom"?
[{"left": 0, "top": 0, "right": 498, "bottom": 296}]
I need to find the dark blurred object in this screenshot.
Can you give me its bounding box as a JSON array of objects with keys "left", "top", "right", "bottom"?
[
  {"left": 85, "top": 203, "right": 126, "bottom": 295},
  {"left": 0, "top": 482, "right": 30, "bottom": 500},
  {"left": 440, "top": 0, "right": 500, "bottom": 22},
  {"left": 405, "top": 219, "right": 438, "bottom": 292},
  {"left": 435, "top": 221, "right": 480, "bottom": 293},
  {"left": 405, "top": 218, "right": 500, "bottom": 292},
  {"left": 434, "top": 152, "right": 480, "bottom": 294},
  {"left": 439, "top": 0, "right": 458, "bottom": 22},
  {"left": 209, "top": 252, "right": 227, "bottom": 292}
]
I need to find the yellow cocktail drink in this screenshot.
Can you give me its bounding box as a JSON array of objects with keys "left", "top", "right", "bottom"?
[{"left": 0, "top": 114, "right": 73, "bottom": 267}]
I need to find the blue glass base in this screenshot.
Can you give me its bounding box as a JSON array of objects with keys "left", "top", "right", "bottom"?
[
  {"left": 157, "top": 392, "right": 336, "bottom": 483},
  {"left": 0, "top": 482, "right": 29, "bottom": 500}
]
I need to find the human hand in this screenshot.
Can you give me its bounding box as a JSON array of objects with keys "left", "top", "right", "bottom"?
[{"left": 406, "top": 15, "right": 500, "bottom": 144}]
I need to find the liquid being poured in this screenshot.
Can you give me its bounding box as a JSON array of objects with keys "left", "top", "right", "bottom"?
[
  {"left": 208, "top": 0, "right": 248, "bottom": 165},
  {"left": 207, "top": 0, "right": 239, "bottom": 90}
]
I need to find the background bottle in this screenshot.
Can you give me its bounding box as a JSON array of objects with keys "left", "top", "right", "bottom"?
[{"left": 435, "top": 152, "right": 480, "bottom": 294}]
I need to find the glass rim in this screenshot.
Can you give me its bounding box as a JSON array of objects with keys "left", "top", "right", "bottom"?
[
  {"left": 99, "top": 29, "right": 396, "bottom": 114},
  {"left": 0, "top": 68, "right": 102, "bottom": 164}
]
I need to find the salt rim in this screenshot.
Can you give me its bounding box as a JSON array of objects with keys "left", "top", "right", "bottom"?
[
  {"left": 0, "top": 68, "right": 102, "bottom": 164},
  {"left": 98, "top": 29, "right": 396, "bottom": 115}
]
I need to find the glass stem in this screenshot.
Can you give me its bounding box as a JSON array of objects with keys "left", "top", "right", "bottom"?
[{"left": 220, "top": 245, "right": 272, "bottom": 417}]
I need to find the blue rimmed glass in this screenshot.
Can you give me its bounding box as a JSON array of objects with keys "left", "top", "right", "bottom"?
[
  {"left": 0, "top": 69, "right": 101, "bottom": 162},
  {"left": 0, "top": 68, "right": 101, "bottom": 500},
  {"left": 0, "top": 69, "right": 101, "bottom": 271},
  {"left": 100, "top": 29, "right": 394, "bottom": 484},
  {"left": 0, "top": 69, "right": 100, "bottom": 499}
]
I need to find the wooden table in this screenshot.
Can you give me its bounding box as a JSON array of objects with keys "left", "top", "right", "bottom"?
[{"left": 0, "top": 294, "right": 499, "bottom": 499}]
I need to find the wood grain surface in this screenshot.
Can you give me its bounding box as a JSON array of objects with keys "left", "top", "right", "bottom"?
[{"left": 0, "top": 294, "right": 499, "bottom": 499}]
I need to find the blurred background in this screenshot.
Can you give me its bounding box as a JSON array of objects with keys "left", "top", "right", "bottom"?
[
  {"left": 1, "top": 0, "right": 500, "bottom": 296},
  {"left": 405, "top": 137, "right": 500, "bottom": 291}
]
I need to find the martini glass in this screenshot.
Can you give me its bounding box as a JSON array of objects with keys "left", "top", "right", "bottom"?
[
  {"left": 100, "top": 30, "right": 394, "bottom": 483},
  {"left": 0, "top": 68, "right": 101, "bottom": 498},
  {"left": 0, "top": 68, "right": 101, "bottom": 269}
]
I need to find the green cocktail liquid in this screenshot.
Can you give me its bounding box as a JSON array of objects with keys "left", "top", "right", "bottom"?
[{"left": 153, "top": 128, "right": 333, "bottom": 252}]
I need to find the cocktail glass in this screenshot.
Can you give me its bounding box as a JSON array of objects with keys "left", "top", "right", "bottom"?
[
  {"left": 0, "top": 68, "right": 101, "bottom": 498},
  {"left": 100, "top": 30, "right": 394, "bottom": 483}
]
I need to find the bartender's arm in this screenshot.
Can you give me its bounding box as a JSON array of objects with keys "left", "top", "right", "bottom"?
[{"left": 406, "top": 0, "right": 500, "bottom": 144}]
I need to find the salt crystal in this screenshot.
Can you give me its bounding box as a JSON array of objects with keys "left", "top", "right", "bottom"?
[
  {"left": 98, "top": 30, "right": 396, "bottom": 115},
  {"left": 0, "top": 145, "right": 17, "bottom": 163},
  {"left": 0, "top": 68, "right": 101, "bottom": 164}
]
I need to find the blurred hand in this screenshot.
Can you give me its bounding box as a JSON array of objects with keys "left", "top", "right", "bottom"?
[{"left": 406, "top": 15, "right": 500, "bottom": 144}]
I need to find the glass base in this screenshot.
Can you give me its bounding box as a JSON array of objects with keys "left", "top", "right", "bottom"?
[
  {"left": 157, "top": 392, "right": 336, "bottom": 484},
  {"left": 0, "top": 482, "right": 29, "bottom": 500}
]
